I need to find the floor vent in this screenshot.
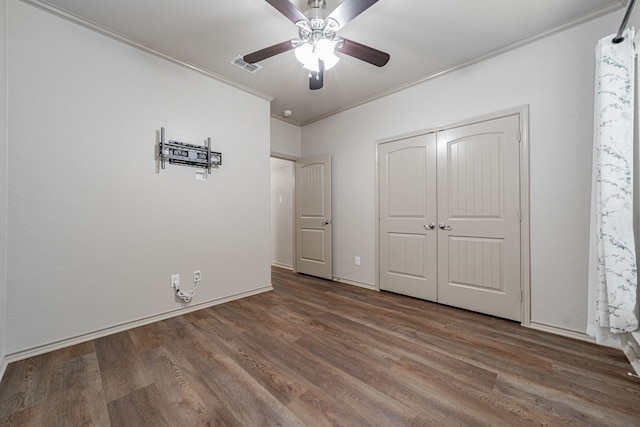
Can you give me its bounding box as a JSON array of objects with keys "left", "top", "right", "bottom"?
[{"left": 231, "top": 55, "right": 262, "bottom": 73}]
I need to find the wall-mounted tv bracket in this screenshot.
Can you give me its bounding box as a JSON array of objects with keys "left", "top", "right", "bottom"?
[{"left": 159, "top": 127, "right": 222, "bottom": 174}]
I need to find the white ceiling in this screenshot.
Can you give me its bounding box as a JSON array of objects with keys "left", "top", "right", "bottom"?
[{"left": 31, "top": 0, "right": 626, "bottom": 125}]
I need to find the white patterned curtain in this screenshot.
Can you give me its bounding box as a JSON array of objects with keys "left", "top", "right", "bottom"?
[{"left": 588, "top": 29, "right": 639, "bottom": 347}]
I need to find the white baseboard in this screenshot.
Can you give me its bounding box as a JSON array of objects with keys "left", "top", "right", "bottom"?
[
  {"left": 4, "top": 285, "right": 273, "bottom": 364},
  {"left": 527, "top": 322, "right": 595, "bottom": 343},
  {"left": 333, "top": 276, "right": 376, "bottom": 291},
  {"left": 624, "top": 332, "right": 640, "bottom": 377},
  {"left": 0, "top": 357, "right": 7, "bottom": 383},
  {"left": 271, "top": 262, "right": 293, "bottom": 270},
  {"left": 529, "top": 324, "right": 640, "bottom": 377}
]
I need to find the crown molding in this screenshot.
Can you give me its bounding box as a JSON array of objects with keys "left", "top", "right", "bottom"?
[{"left": 299, "top": 2, "right": 626, "bottom": 126}]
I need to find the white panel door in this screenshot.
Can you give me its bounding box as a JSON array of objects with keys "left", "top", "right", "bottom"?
[
  {"left": 296, "top": 154, "right": 332, "bottom": 280},
  {"left": 436, "top": 115, "right": 521, "bottom": 321},
  {"left": 379, "top": 134, "right": 438, "bottom": 300}
]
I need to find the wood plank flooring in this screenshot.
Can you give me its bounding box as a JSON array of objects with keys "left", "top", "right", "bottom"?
[{"left": 1, "top": 266, "right": 640, "bottom": 426}]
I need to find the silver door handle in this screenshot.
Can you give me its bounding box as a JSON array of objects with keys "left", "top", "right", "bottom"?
[
  {"left": 439, "top": 223, "right": 452, "bottom": 231},
  {"left": 321, "top": 220, "right": 332, "bottom": 226},
  {"left": 423, "top": 223, "right": 435, "bottom": 230}
]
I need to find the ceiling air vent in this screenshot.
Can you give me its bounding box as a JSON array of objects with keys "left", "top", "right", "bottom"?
[{"left": 231, "top": 55, "right": 262, "bottom": 74}]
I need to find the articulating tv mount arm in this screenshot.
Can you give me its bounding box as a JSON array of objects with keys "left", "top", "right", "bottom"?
[{"left": 159, "top": 127, "right": 222, "bottom": 174}]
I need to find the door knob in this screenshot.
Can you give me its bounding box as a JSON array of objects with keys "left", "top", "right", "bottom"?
[
  {"left": 321, "top": 219, "right": 332, "bottom": 226},
  {"left": 439, "top": 223, "right": 452, "bottom": 231},
  {"left": 423, "top": 223, "right": 435, "bottom": 230}
]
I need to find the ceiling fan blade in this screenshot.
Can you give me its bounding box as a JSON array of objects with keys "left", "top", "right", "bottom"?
[
  {"left": 266, "top": 0, "right": 307, "bottom": 24},
  {"left": 243, "top": 40, "right": 294, "bottom": 64},
  {"left": 309, "top": 60, "right": 324, "bottom": 90},
  {"left": 327, "top": 0, "right": 379, "bottom": 28},
  {"left": 337, "top": 38, "right": 390, "bottom": 67}
]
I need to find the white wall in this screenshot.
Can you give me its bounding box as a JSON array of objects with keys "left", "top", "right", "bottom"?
[
  {"left": 271, "top": 117, "right": 301, "bottom": 158},
  {"left": 302, "top": 10, "right": 634, "bottom": 334},
  {"left": 5, "top": 1, "right": 271, "bottom": 355},
  {"left": 0, "top": 1, "right": 8, "bottom": 375},
  {"left": 270, "top": 158, "right": 295, "bottom": 268}
]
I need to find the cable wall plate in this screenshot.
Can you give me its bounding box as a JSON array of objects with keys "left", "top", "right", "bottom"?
[{"left": 159, "top": 127, "right": 222, "bottom": 174}]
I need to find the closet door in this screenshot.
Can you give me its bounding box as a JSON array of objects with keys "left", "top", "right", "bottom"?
[
  {"left": 436, "top": 115, "right": 522, "bottom": 321},
  {"left": 379, "top": 134, "right": 438, "bottom": 300}
]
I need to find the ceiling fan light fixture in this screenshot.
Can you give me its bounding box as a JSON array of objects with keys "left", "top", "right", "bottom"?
[
  {"left": 316, "top": 38, "right": 334, "bottom": 58},
  {"left": 294, "top": 43, "right": 313, "bottom": 65},
  {"left": 320, "top": 50, "right": 339, "bottom": 70},
  {"left": 294, "top": 40, "right": 339, "bottom": 71}
]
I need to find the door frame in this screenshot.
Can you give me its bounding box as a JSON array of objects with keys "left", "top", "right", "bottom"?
[
  {"left": 270, "top": 154, "right": 297, "bottom": 271},
  {"left": 374, "top": 105, "right": 531, "bottom": 326},
  {"left": 271, "top": 152, "right": 334, "bottom": 279},
  {"left": 271, "top": 153, "right": 299, "bottom": 272}
]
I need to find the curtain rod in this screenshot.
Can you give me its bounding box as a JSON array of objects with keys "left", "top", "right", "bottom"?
[{"left": 613, "top": 0, "right": 637, "bottom": 43}]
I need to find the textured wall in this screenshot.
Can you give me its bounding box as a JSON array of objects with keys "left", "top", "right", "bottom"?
[
  {"left": 0, "top": 1, "right": 8, "bottom": 372},
  {"left": 302, "top": 10, "right": 632, "bottom": 334},
  {"left": 270, "top": 118, "right": 301, "bottom": 159},
  {"left": 6, "top": 1, "right": 271, "bottom": 354}
]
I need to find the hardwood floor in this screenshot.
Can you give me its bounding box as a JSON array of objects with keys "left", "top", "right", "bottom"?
[{"left": 1, "top": 266, "right": 639, "bottom": 426}]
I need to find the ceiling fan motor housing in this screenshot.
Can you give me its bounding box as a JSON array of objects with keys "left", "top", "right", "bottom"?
[
  {"left": 298, "top": 0, "right": 339, "bottom": 42},
  {"left": 307, "top": 0, "right": 326, "bottom": 10},
  {"left": 306, "top": 0, "right": 326, "bottom": 20}
]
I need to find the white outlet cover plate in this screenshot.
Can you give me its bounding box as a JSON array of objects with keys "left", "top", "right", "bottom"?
[{"left": 171, "top": 274, "right": 180, "bottom": 287}]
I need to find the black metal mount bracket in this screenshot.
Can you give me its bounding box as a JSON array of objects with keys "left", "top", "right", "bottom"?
[{"left": 159, "top": 127, "right": 222, "bottom": 174}]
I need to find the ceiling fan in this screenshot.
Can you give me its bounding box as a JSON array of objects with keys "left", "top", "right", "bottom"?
[{"left": 243, "top": 0, "right": 390, "bottom": 90}]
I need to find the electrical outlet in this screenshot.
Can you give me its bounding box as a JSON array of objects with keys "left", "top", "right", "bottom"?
[
  {"left": 194, "top": 270, "right": 201, "bottom": 282},
  {"left": 171, "top": 274, "right": 180, "bottom": 288},
  {"left": 355, "top": 256, "right": 361, "bottom": 266}
]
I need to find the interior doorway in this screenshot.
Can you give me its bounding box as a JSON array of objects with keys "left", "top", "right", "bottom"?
[{"left": 270, "top": 157, "right": 295, "bottom": 269}]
